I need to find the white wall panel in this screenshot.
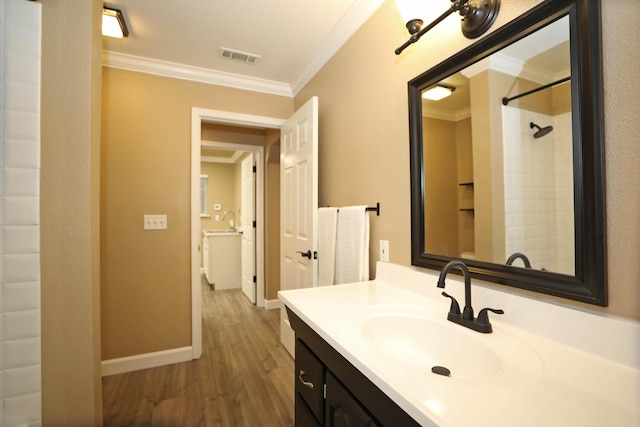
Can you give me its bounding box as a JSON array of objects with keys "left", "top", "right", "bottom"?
[{"left": 1, "top": 0, "right": 42, "bottom": 425}]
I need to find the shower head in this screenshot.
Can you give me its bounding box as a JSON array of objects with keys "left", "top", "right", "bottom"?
[{"left": 530, "top": 122, "right": 553, "bottom": 139}]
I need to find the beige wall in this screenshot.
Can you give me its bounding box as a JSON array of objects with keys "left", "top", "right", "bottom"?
[
  {"left": 202, "top": 122, "right": 268, "bottom": 145},
  {"left": 508, "top": 75, "right": 571, "bottom": 116},
  {"left": 233, "top": 153, "right": 247, "bottom": 227},
  {"left": 455, "top": 118, "right": 474, "bottom": 254},
  {"left": 551, "top": 82, "right": 571, "bottom": 115},
  {"left": 201, "top": 123, "right": 268, "bottom": 233},
  {"left": 294, "top": 0, "right": 640, "bottom": 320},
  {"left": 295, "top": 0, "right": 538, "bottom": 278},
  {"left": 423, "top": 117, "right": 459, "bottom": 256},
  {"left": 200, "top": 162, "right": 236, "bottom": 232},
  {"left": 471, "top": 69, "right": 513, "bottom": 263},
  {"left": 265, "top": 130, "right": 281, "bottom": 301},
  {"left": 38, "top": 0, "right": 640, "bottom": 421},
  {"left": 422, "top": 117, "right": 475, "bottom": 257},
  {"left": 41, "top": 0, "right": 103, "bottom": 424},
  {"left": 101, "top": 68, "right": 292, "bottom": 360},
  {"left": 265, "top": 160, "right": 281, "bottom": 300}
]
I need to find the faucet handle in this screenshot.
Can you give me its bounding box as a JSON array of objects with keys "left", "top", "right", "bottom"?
[
  {"left": 476, "top": 307, "right": 504, "bottom": 326},
  {"left": 441, "top": 292, "right": 461, "bottom": 316}
]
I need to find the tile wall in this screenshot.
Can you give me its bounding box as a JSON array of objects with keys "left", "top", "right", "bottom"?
[
  {"left": 1, "top": 0, "right": 42, "bottom": 425},
  {"left": 502, "top": 106, "right": 574, "bottom": 274}
]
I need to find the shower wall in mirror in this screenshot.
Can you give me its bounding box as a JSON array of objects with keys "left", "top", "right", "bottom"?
[{"left": 422, "top": 17, "right": 575, "bottom": 276}]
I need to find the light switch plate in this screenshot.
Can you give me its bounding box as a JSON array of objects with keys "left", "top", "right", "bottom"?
[{"left": 144, "top": 214, "right": 167, "bottom": 230}]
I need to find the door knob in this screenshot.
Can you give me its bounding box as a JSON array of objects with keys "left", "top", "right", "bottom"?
[{"left": 296, "top": 250, "right": 312, "bottom": 259}]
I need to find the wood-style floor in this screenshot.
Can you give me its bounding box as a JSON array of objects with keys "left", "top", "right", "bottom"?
[{"left": 102, "top": 284, "right": 295, "bottom": 427}]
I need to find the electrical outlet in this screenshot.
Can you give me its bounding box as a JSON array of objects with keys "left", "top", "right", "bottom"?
[
  {"left": 144, "top": 214, "right": 167, "bottom": 230},
  {"left": 380, "top": 240, "right": 389, "bottom": 262}
]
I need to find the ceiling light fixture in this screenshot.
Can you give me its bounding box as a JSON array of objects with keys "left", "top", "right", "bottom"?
[
  {"left": 395, "top": 0, "right": 500, "bottom": 55},
  {"left": 422, "top": 84, "right": 456, "bottom": 101},
  {"left": 102, "top": 6, "right": 129, "bottom": 38}
]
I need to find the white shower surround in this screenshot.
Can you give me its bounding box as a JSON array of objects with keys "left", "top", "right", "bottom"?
[
  {"left": 1, "top": 0, "right": 43, "bottom": 425},
  {"left": 502, "top": 106, "right": 574, "bottom": 275}
]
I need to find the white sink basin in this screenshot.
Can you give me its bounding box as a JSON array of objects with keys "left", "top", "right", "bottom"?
[{"left": 361, "top": 306, "right": 544, "bottom": 382}]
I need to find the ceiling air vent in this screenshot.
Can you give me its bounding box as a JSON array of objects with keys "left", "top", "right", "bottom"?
[{"left": 220, "top": 47, "right": 260, "bottom": 64}]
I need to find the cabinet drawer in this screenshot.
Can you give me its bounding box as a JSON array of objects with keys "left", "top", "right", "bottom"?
[{"left": 295, "top": 339, "right": 325, "bottom": 424}]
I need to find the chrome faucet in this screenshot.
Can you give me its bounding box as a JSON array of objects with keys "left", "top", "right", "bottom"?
[
  {"left": 437, "top": 260, "right": 503, "bottom": 333},
  {"left": 506, "top": 252, "right": 532, "bottom": 268},
  {"left": 221, "top": 210, "right": 236, "bottom": 230}
]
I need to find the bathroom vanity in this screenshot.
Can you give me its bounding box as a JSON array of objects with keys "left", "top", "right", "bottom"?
[
  {"left": 291, "top": 310, "right": 420, "bottom": 426},
  {"left": 202, "top": 230, "right": 241, "bottom": 289},
  {"left": 279, "top": 262, "right": 640, "bottom": 426}
]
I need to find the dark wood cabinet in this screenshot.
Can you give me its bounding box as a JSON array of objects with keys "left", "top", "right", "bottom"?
[
  {"left": 296, "top": 393, "right": 322, "bottom": 427},
  {"left": 326, "top": 372, "right": 380, "bottom": 427},
  {"left": 295, "top": 339, "right": 325, "bottom": 426},
  {"left": 295, "top": 339, "right": 379, "bottom": 427},
  {"left": 288, "top": 308, "right": 421, "bottom": 427}
]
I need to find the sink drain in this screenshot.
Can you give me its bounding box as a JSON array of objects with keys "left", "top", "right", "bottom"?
[{"left": 431, "top": 366, "right": 451, "bottom": 377}]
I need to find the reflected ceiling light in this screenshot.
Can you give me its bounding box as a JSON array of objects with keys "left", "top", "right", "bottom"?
[
  {"left": 422, "top": 84, "right": 455, "bottom": 101},
  {"left": 395, "top": 0, "right": 500, "bottom": 55},
  {"left": 102, "top": 6, "right": 129, "bottom": 38}
]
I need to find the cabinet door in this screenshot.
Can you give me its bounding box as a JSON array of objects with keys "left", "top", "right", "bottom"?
[
  {"left": 295, "top": 340, "right": 325, "bottom": 425},
  {"left": 296, "top": 393, "right": 322, "bottom": 427},
  {"left": 203, "top": 237, "right": 211, "bottom": 283},
  {"left": 326, "top": 373, "right": 380, "bottom": 427}
]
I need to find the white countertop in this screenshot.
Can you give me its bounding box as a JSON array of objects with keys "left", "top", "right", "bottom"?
[
  {"left": 202, "top": 229, "right": 240, "bottom": 236},
  {"left": 279, "top": 262, "right": 640, "bottom": 427}
]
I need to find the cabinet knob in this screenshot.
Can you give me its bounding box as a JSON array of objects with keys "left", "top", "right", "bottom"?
[{"left": 298, "top": 369, "right": 314, "bottom": 389}]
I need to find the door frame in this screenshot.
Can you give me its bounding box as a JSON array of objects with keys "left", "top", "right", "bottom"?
[{"left": 191, "top": 107, "right": 285, "bottom": 358}]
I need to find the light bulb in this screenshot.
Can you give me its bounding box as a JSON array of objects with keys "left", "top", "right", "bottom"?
[{"left": 395, "top": 0, "right": 451, "bottom": 26}]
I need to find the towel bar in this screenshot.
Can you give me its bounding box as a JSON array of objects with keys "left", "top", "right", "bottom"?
[
  {"left": 365, "top": 203, "right": 380, "bottom": 216},
  {"left": 325, "top": 203, "right": 380, "bottom": 216}
]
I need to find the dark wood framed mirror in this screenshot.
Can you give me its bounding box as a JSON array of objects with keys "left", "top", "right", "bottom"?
[{"left": 408, "top": 0, "right": 606, "bottom": 305}]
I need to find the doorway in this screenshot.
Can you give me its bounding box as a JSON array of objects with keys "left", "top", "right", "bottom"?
[
  {"left": 201, "top": 146, "right": 256, "bottom": 302},
  {"left": 191, "top": 108, "right": 285, "bottom": 358}
]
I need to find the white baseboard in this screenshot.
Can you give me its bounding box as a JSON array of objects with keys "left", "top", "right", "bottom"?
[
  {"left": 101, "top": 346, "right": 193, "bottom": 377},
  {"left": 264, "top": 298, "right": 282, "bottom": 310}
]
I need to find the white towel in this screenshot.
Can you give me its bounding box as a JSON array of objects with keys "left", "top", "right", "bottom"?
[
  {"left": 335, "top": 206, "right": 370, "bottom": 284},
  {"left": 317, "top": 207, "right": 338, "bottom": 286}
]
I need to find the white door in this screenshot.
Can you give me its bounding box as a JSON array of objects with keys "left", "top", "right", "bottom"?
[
  {"left": 280, "top": 96, "right": 319, "bottom": 356},
  {"left": 241, "top": 154, "right": 256, "bottom": 303}
]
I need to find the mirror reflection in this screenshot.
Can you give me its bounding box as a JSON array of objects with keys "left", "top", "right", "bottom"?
[{"left": 421, "top": 17, "right": 574, "bottom": 275}]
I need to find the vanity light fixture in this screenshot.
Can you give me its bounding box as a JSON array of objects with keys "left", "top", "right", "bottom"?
[
  {"left": 422, "top": 84, "right": 455, "bottom": 101},
  {"left": 102, "top": 6, "right": 129, "bottom": 38},
  {"left": 395, "top": 0, "right": 500, "bottom": 55}
]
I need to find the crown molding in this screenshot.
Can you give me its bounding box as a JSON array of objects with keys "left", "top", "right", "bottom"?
[
  {"left": 460, "top": 53, "right": 558, "bottom": 85},
  {"left": 102, "top": 0, "right": 383, "bottom": 98},
  {"left": 102, "top": 50, "right": 294, "bottom": 97},
  {"left": 201, "top": 148, "right": 244, "bottom": 164},
  {"left": 201, "top": 154, "right": 241, "bottom": 164},
  {"left": 290, "top": 0, "right": 384, "bottom": 95},
  {"left": 422, "top": 106, "right": 471, "bottom": 122}
]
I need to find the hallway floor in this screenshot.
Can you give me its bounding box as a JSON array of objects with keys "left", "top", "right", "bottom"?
[{"left": 102, "top": 284, "right": 294, "bottom": 426}]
